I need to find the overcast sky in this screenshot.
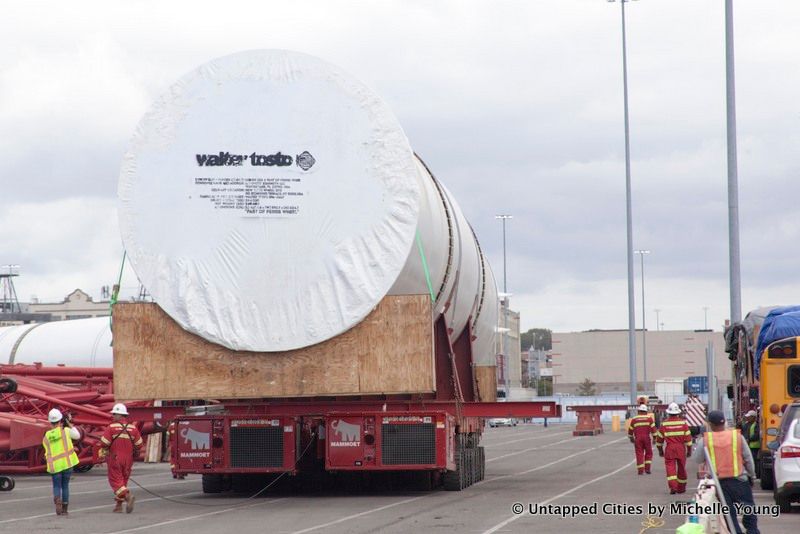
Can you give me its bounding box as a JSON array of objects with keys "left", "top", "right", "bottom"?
[{"left": 2, "top": 1, "right": 799, "bottom": 333}]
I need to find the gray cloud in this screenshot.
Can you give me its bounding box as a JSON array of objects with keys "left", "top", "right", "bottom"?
[{"left": 2, "top": 0, "right": 799, "bottom": 332}]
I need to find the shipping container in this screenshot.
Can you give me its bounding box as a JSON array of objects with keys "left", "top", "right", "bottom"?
[{"left": 684, "top": 376, "right": 709, "bottom": 395}]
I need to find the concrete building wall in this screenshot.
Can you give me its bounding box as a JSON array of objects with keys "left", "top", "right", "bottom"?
[
  {"left": 550, "top": 330, "right": 730, "bottom": 395},
  {"left": 495, "top": 309, "right": 522, "bottom": 390}
]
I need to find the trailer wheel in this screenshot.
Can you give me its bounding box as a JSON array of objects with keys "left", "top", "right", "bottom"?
[
  {"left": 443, "top": 451, "right": 464, "bottom": 491},
  {"left": 464, "top": 448, "right": 475, "bottom": 488},
  {"left": 202, "top": 474, "right": 224, "bottom": 493},
  {"left": 0, "top": 476, "right": 14, "bottom": 492},
  {"left": 478, "top": 446, "right": 485, "bottom": 481},
  {"left": 0, "top": 378, "right": 17, "bottom": 394},
  {"left": 74, "top": 464, "right": 93, "bottom": 473}
]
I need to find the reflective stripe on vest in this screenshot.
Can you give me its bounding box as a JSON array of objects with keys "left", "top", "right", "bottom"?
[
  {"left": 707, "top": 429, "right": 743, "bottom": 479},
  {"left": 42, "top": 427, "right": 79, "bottom": 474},
  {"left": 746, "top": 423, "right": 759, "bottom": 449}
]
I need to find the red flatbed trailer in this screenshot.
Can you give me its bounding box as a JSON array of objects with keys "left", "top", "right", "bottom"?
[{"left": 129, "top": 399, "right": 560, "bottom": 492}]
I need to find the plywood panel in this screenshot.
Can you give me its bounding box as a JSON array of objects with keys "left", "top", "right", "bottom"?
[
  {"left": 113, "top": 296, "right": 434, "bottom": 401},
  {"left": 474, "top": 366, "right": 497, "bottom": 402}
]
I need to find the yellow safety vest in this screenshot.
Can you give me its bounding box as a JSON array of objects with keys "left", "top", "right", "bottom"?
[{"left": 42, "top": 426, "right": 79, "bottom": 474}]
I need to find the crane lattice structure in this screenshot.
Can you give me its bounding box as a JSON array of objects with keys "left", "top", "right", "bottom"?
[{"left": 0, "top": 265, "right": 21, "bottom": 315}]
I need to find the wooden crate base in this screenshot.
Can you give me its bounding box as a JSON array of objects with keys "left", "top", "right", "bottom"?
[{"left": 113, "top": 296, "right": 434, "bottom": 401}]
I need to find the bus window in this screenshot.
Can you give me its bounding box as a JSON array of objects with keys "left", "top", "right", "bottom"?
[{"left": 789, "top": 365, "right": 800, "bottom": 398}]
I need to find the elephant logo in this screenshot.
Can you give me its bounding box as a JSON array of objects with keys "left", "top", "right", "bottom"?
[
  {"left": 330, "top": 420, "right": 360, "bottom": 445},
  {"left": 180, "top": 427, "right": 210, "bottom": 450}
]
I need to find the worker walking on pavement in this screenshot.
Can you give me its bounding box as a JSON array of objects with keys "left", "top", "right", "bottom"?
[
  {"left": 99, "top": 403, "right": 143, "bottom": 513},
  {"left": 628, "top": 404, "right": 657, "bottom": 474},
  {"left": 691, "top": 410, "right": 759, "bottom": 534},
  {"left": 43, "top": 408, "right": 81, "bottom": 516},
  {"left": 656, "top": 402, "right": 692, "bottom": 494}
]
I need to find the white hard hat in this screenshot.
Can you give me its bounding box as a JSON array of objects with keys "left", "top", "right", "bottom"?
[
  {"left": 745, "top": 410, "right": 757, "bottom": 418},
  {"left": 111, "top": 403, "right": 129, "bottom": 416},
  {"left": 666, "top": 402, "right": 682, "bottom": 415},
  {"left": 48, "top": 408, "right": 63, "bottom": 423},
  {"left": 637, "top": 404, "right": 648, "bottom": 412}
]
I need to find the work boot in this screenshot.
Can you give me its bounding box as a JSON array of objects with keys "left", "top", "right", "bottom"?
[
  {"left": 62, "top": 503, "right": 69, "bottom": 516},
  {"left": 54, "top": 496, "right": 63, "bottom": 516},
  {"left": 113, "top": 500, "right": 124, "bottom": 513},
  {"left": 125, "top": 492, "right": 136, "bottom": 514}
]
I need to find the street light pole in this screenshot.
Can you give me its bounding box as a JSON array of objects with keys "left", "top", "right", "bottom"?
[
  {"left": 703, "top": 306, "right": 709, "bottom": 330},
  {"left": 654, "top": 308, "right": 661, "bottom": 331},
  {"left": 496, "top": 214, "right": 513, "bottom": 400},
  {"left": 609, "top": 0, "right": 638, "bottom": 404},
  {"left": 635, "top": 250, "right": 650, "bottom": 386},
  {"left": 725, "top": 0, "right": 742, "bottom": 324}
]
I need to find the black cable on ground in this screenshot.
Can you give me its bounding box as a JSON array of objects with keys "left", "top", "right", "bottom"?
[{"left": 127, "top": 432, "right": 316, "bottom": 507}]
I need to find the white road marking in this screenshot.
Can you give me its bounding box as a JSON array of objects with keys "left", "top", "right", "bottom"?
[
  {"left": 0, "top": 490, "right": 200, "bottom": 524},
  {"left": 480, "top": 426, "right": 550, "bottom": 440},
  {"left": 482, "top": 430, "right": 572, "bottom": 447},
  {"left": 480, "top": 436, "right": 627, "bottom": 487},
  {"left": 0, "top": 478, "right": 194, "bottom": 505},
  {"left": 288, "top": 436, "right": 627, "bottom": 534},
  {"left": 486, "top": 436, "right": 581, "bottom": 462},
  {"left": 481, "top": 459, "right": 635, "bottom": 533},
  {"left": 288, "top": 497, "right": 425, "bottom": 534},
  {"left": 96, "top": 498, "right": 286, "bottom": 534}
]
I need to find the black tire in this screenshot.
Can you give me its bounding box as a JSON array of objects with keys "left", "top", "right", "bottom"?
[
  {"left": 760, "top": 466, "right": 775, "bottom": 491},
  {"left": 478, "top": 446, "right": 485, "bottom": 481},
  {"left": 776, "top": 493, "right": 792, "bottom": 514},
  {"left": 416, "top": 471, "right": 434, "bottom": 491},
  {"left": 443, "top": 451, "right": 463, "bottom": 491},
  {"left": 0, "top": 378, "right": 17, "bottom": 394},
  {"left": 73, "top": 463, "right": 93, "bottom": 473},
  {"left": 463, "top": 449, "right": 470, "bottom": 488},
  {"left": 0, "top": 476, "right": 14, "bottom": 491},
  {"left": 202, "top": 474, "right": 224, "bottom": 494}
]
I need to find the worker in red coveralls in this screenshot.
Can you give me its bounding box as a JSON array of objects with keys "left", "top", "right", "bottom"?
[
  {"left": 99, "top": 403, "right": 143, "bottom": 513},
  {"left": 628, "top": 404, "right": 657, "bottom": 474},
  {"left": 637, "top": 396, "right": 657, "bottom": 424},
  {"left": 655, "top": 402, "right": 692, "bottom": 494}
]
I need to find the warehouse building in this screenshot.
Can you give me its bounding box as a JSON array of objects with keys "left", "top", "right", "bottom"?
[
  {"left": 550, "top": 329, "right": 729, "bottom": 395},
  {"left": 27, "top": 289, "right": 111, "bottom": 320},
  {"left": 495, "top": 308, "right": 523, "bottom": 396}
]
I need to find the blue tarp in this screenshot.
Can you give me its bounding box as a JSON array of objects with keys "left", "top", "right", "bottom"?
[{"left": 755, "top": 306, "right": 800, "bottom": 377}]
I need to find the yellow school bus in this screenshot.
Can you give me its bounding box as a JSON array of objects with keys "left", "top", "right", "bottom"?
[{"left": 758, "top": 336, "right": 800, "bottom": 489}]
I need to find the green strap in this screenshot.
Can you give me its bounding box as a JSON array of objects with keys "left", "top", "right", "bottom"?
[
  {"left": 109, "top": 251, "right": 127, "bottom": 332},
  {"left": 415, "top": 231, "right": 435, "bottom": 302}
]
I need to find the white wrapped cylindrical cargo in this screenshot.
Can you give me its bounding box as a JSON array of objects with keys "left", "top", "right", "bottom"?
[
  {"left": 119, "top": 50, "right": 497, "bottom": 364},
  {"left": 0, "top": 318, "right": 112, "bottom": 367}
]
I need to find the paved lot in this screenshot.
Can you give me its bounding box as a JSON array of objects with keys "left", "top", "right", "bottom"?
[{"left": 2, "top": 424, "right": 797, "bottom": 533}]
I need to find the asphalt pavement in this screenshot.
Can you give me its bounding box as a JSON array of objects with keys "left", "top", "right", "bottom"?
[{"left": 1, "top": 424, "right": 797, "bottom": 533}]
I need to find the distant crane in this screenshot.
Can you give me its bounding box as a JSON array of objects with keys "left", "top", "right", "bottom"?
[{"left": 0, "top": 265, "right": 21, "bottom": 315}]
